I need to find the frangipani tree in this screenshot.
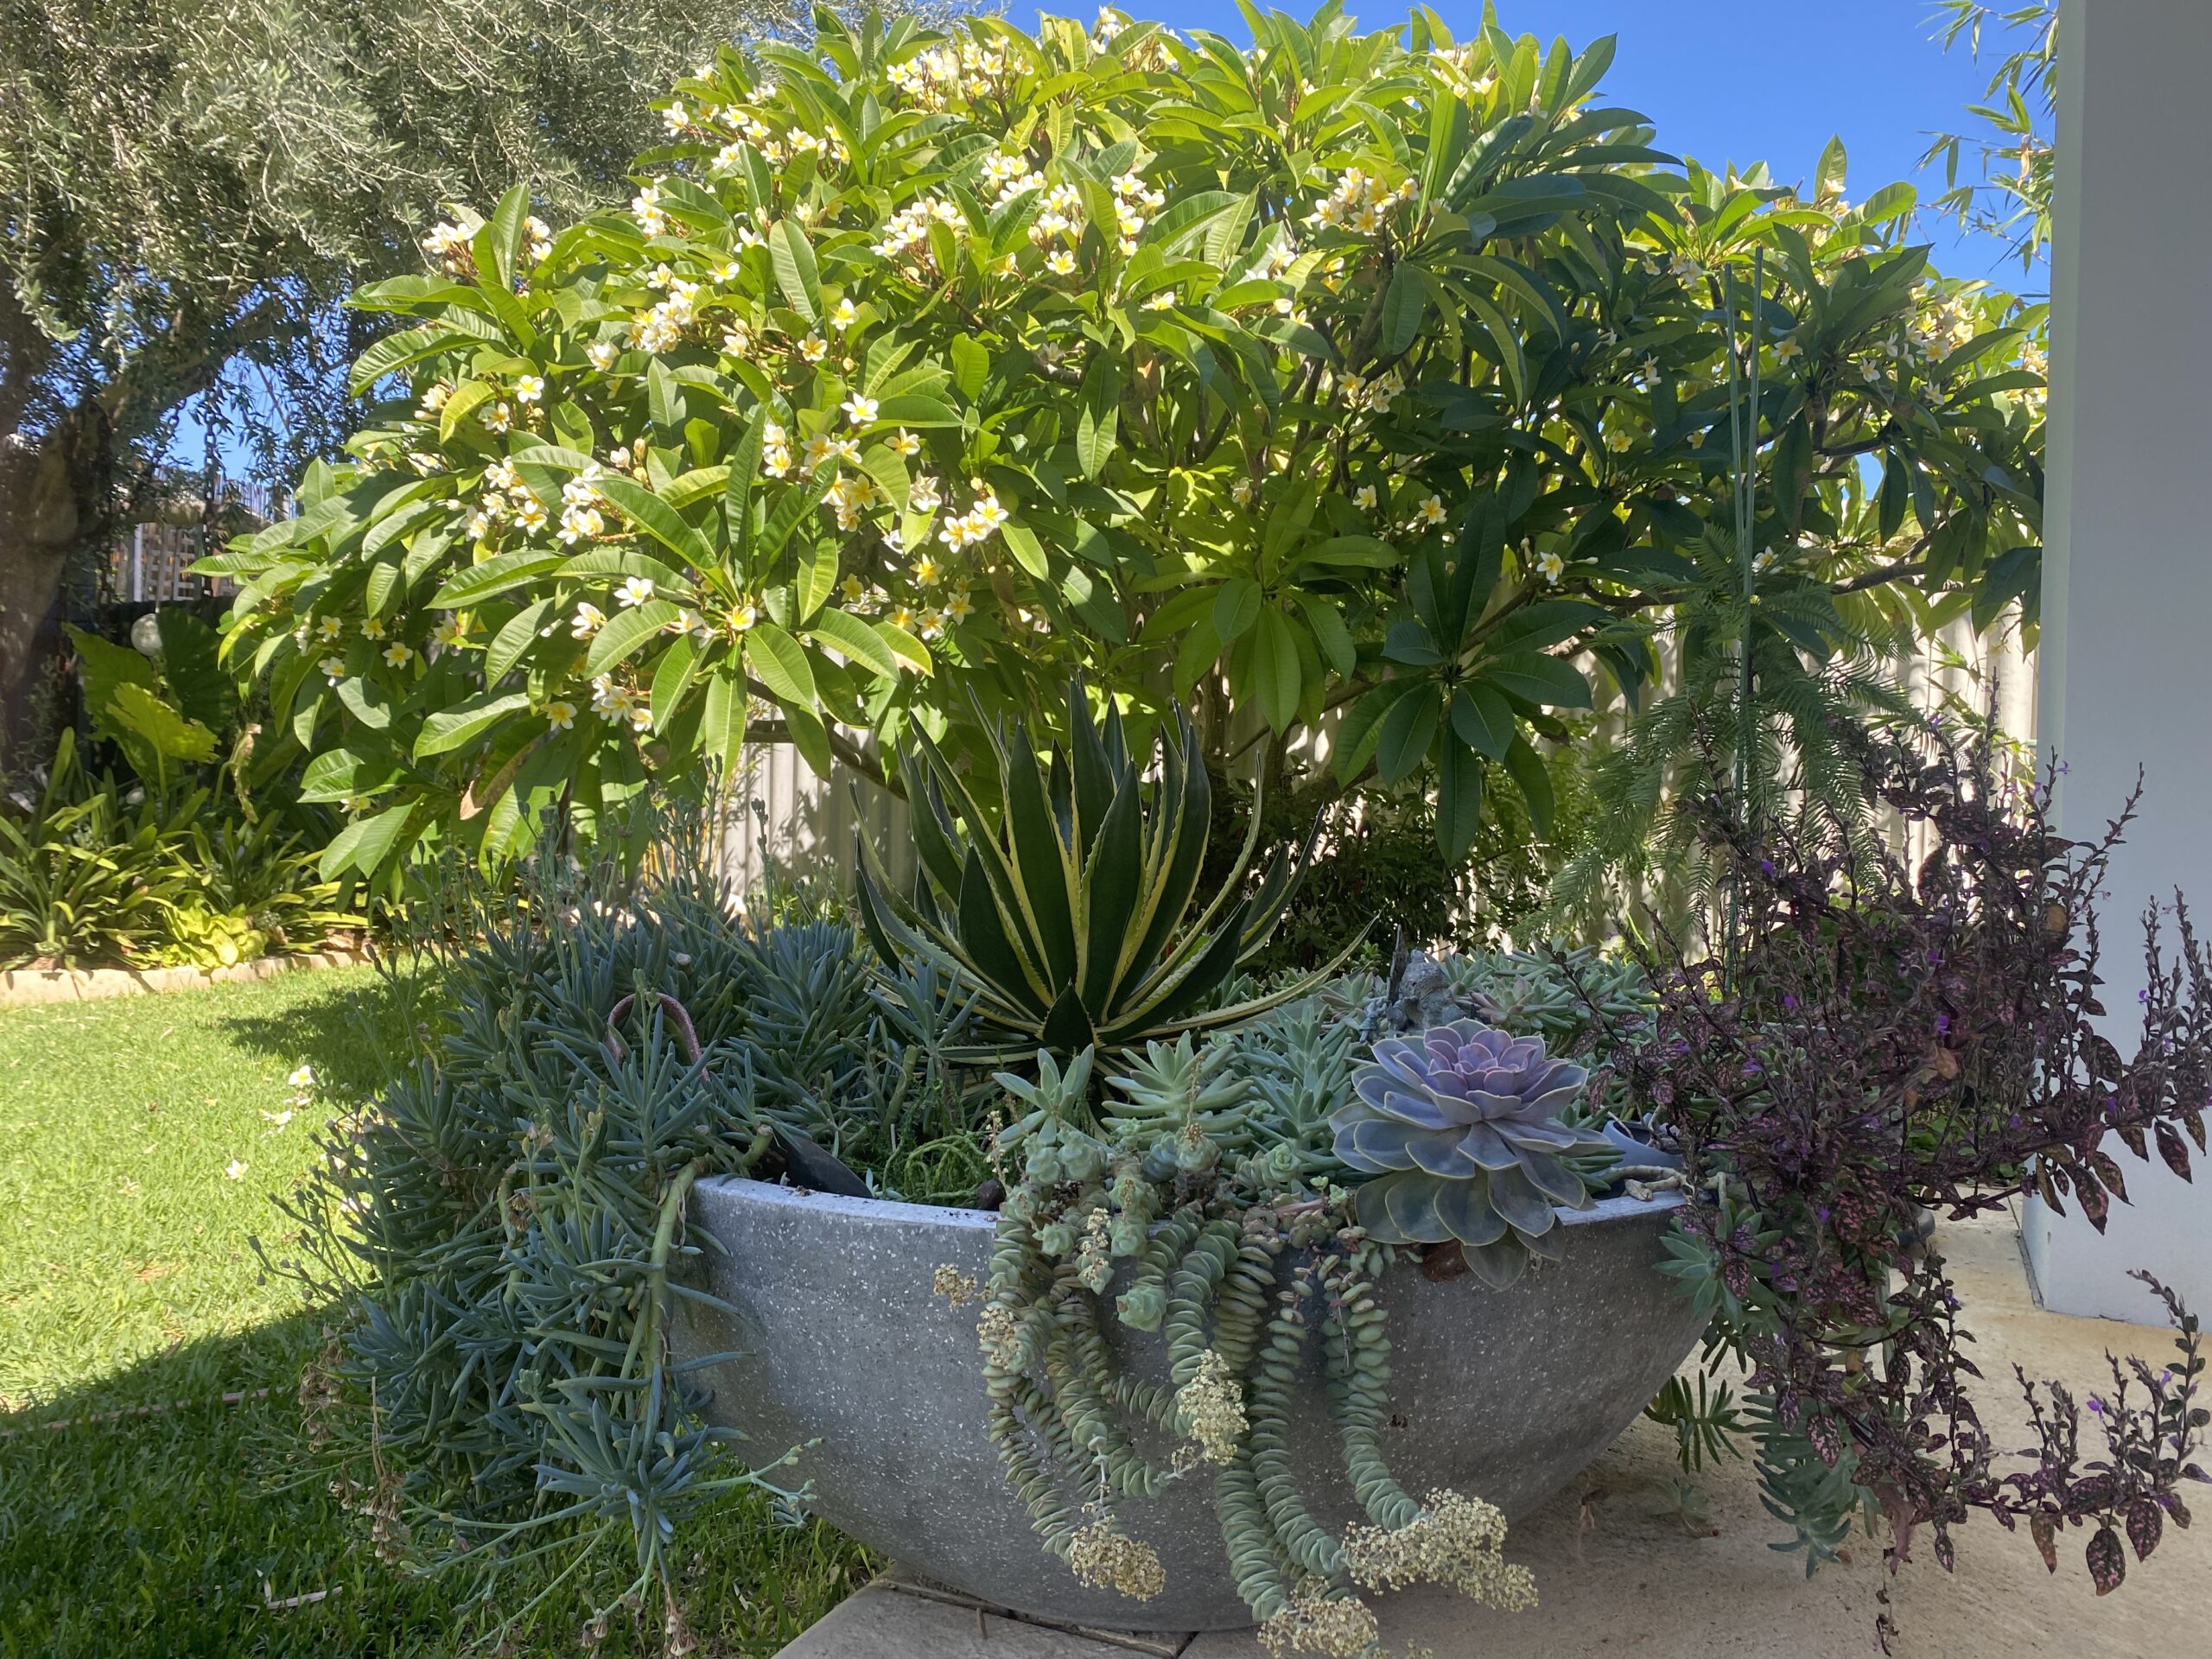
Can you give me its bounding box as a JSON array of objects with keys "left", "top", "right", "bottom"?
[{"left": 204, "top": 3, "right": 2044, "bottom": 886}]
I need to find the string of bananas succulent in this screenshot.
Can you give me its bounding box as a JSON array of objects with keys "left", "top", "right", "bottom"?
[{"left": 857, "top": 684, "right": 1362, "bottom": 1060}]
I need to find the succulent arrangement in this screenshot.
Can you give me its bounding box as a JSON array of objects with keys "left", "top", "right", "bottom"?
[
  {"left": 296, "top": 783, "right": 1642, "bottom": 1653},
  {"left": 975, "top": 1005, "right": 1554, "bottom": 1651}
]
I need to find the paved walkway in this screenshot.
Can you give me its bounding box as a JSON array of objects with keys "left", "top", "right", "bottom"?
[{"left": 781, "top": 1211, "right": 2212, "bottom": 1658}]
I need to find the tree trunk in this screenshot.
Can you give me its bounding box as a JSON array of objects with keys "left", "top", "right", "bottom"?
[
  {"left": 0, "top": 431, "right": 84, "bottom": 771},
  {"left": 0, "top": 283, "right": 240, "bottom": 773},
  {"left": 0, "top": 282, "right": 91, "bottom": 773}
]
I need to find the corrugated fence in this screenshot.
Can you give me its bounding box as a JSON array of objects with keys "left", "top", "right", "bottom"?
[{"left": 715, "top": 617, "right": 2038, "bottom": 900}]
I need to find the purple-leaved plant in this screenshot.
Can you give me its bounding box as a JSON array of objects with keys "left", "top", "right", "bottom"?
[{"left": 1581, "top": 722, "right": 2209, "bottom": 1642}]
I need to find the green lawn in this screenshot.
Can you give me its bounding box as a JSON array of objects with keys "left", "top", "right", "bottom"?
[{"left": 0, "top": 968, "right": 869, "bottom": 1658}]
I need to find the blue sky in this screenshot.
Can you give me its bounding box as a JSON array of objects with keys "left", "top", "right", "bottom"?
[{"left": 1065, "top": 1, "right": 2032, "bottom": 284}]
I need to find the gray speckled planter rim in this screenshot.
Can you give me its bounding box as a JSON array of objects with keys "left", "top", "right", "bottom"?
[
  {"left": 696, "top": 1175, "right": 1683, "bottom": 1231},
  {"left": 682, "top": 1170, "right": 1700, "bottom": 1629}
]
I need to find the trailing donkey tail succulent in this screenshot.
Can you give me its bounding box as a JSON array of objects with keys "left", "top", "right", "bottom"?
[{"left": 978, "top": 1024, "right": 1542, "bottom": 1649}]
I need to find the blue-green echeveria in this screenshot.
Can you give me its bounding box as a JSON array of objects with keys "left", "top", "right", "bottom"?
[{"left": 1331, "top": 1019, "right": 1615, "bottom": 1288}]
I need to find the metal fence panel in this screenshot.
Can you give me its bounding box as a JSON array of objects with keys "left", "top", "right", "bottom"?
[
  {"left": 714, "top": 745, "right": 913, "bottom": 902},
  {"left": 715, "top": 622, "right": 2037, "bottom": 906}
]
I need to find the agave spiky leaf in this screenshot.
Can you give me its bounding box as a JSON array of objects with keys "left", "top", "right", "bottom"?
[
  {"left": 1331, "top": 1019, "right": 1618, "bottom": 1288},
  {"left": 856, "top": 683, "right": 1362, "bottom": 1063}
]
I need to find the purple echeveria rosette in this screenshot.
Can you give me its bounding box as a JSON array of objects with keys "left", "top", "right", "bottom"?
[{"left": 1329, "top": 1018, "right": 1618, "bottom": 1288}]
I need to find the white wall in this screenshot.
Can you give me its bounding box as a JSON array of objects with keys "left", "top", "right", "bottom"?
[{"left": 2026, "top": 0, "right": 2212, "bottom": 1321}]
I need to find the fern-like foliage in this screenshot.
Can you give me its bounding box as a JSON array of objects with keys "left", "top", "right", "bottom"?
[{"left": 1552, "top": 527, "right": 1923, "bottom": 939}]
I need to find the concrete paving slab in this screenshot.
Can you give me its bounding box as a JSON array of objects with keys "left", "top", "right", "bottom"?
[
  {"left": 1188, "top": 1209, "right": 2212, "bottom": 1659},
  {"left": 776, "top": 1584, "right": 1194, "bottom": 1658},
  {"left": 878, "top": 1568, "right": 1192, "bottom": 1656}
]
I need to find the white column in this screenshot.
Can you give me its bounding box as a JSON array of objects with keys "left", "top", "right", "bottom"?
[{"left": 2028, "top": 0, "right": 2212, "bottom": 1319}]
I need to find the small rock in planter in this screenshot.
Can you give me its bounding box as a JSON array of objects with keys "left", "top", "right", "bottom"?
[{"left": 1360, "top": 945, "right": 1464, "bottom": 1037}]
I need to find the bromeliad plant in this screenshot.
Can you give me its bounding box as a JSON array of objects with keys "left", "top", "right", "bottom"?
[
  {"left": 0, "top": 729, "right": 188, "bottom": 968},
  {"left": 0, "top": 724, "right": 362, "bottom": 969},
  {"left": 856, "top": 685, "right": 1354, "bottom": 1059},
  {"left": 202, "top": 4, "right": 2046, "bottom": 889}
]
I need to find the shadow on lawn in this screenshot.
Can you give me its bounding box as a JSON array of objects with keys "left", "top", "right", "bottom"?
[
  {"left": 0, "top": 1314, "right": 475, "bottom": 1659},
  {"left": 0, "top": 963, "right": 873, "bottom": 1656},
  {"left": 0, "top": 1313, "right": 871, "bottom": 1659},
  {"left": 214, "top": 959, "right": 439, "bottom": 1103}
]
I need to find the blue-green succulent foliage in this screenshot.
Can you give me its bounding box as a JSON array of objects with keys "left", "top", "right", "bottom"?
[{"left": 1332, "top": 1018, "right": 1616, "bottom": 1287}]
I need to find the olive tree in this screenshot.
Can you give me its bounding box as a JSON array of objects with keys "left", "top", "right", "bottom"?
[{"left": 0, "top": 0, "right": 869, "bottom": 764}]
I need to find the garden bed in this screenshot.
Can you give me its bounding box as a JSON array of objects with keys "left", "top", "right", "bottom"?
[{"left": 0, "top": 946, "right": 370, "bottom": 1007}]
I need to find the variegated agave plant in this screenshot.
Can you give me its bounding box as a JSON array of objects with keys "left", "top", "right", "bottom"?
[
  {"left": 856, "top": 685, "right": 1362, "bottom": 1062},
  {"left": 1331, "top": 1019, "right": 1617, "bottom": 1288}
]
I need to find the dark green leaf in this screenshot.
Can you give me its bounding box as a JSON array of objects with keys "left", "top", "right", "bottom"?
[
  {"left": 1375, "top": 683, "right": 1441, "bottom": 785},
  {"left": 1436, "top": 741, "right": 1484, "bottom": 861}
]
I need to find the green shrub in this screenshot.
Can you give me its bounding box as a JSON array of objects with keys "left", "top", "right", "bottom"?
[
  {"left": 0, "top": 721, "right": 364, "bottom": 972},
  {"left": 207, "top": 4, "right": 2042, "bottom": 889},
  {"left": 1216, "top": 736, "right": 1599, "bottom": 977},
  {"left": 0, "top": 730, "right": 188, "bottom": 969},
  {"left": 288, "top": 832, "right": 988, "bottom": 1605},
  {"left": 178, "top": 813, "right": 365, "bottom": 957}
]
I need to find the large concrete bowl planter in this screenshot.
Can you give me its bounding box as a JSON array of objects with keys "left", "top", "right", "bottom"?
[{"left": 677, "top": 1177, "right": 1705, "bottom": 1632}]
